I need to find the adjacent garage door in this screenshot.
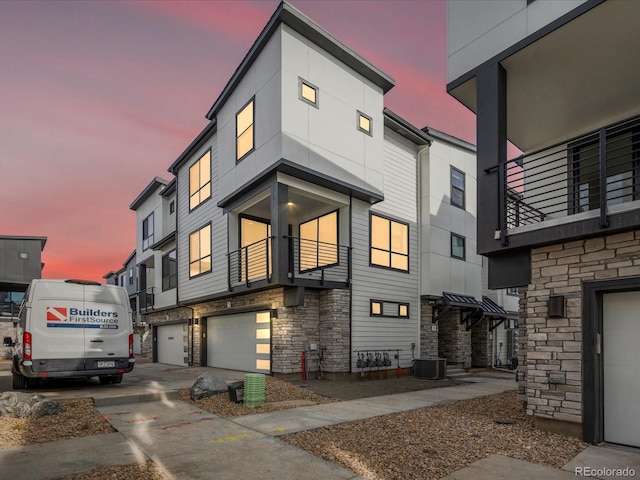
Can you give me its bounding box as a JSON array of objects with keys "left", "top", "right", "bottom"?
[
  {"left": 603, "top": 292, "right": 640, "bottom": 447},
  {"left": 157, "top": 323, "right": 188, "bottom": 366},
  {"left": 206, "top": 311, "right": 270, "bottom": 373}
]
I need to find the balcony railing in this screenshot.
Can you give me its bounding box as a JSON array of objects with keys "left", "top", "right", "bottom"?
[
  {"left": 138, "top": 287, "right": 155, "bottom": 311},
  {"left": 227, "top": 236, "right": 351, "bottom": 289},
  {"left": 503, "top": 115, "right": 640, "bottom": 234}
]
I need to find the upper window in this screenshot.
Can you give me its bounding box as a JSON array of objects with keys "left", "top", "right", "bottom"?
[
  {"left": 370, "top": 213, "right": 409, "bottom": 272},
  {"left": 236, "top": 98, "right": 254, "bottom": 161},
  {"left": 162, "top": 250, "right": 177, "bottom": 291},
  {"left": 451, "top": 233, "right": 465, "bottom": 260},
  {"left": 357, "top": 111, "right": 372, "bottom": 136},
  {"left": 142, "top": 213, "right": 154, "bottom": 251},
  {"left": 299, "top": 211, "right": 338, "bottom": 272},
  {"left": 169, "top": 200, "right": 175, "bottom": 215},
  {"left": 299, "top": 78, "right": 318, "bottom": 108},
  {"left": 189, "top": 224, "right": 212, "bottom": 278},
  {"left": 451, "top": 167, "right": 465, "bottom": 209},
  {"left": 189, "top": 151, "right": 211, "bottom": 211},
  {"left": 128, "top": 268, "right": 134, "bottom": 285}
]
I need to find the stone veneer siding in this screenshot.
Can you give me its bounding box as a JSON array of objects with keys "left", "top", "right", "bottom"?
[
  {"left": 471, "top": 318, "right": 491, "bottom": 367},
  {"left": 147, "top": 287, "right": 350, "bottom": 374},
  {"left": 438, "top": 307, "right": 472, "bottom": 367},
  {"left": 521, "top": 230, "right": 640, "bottom": 431},
  {"left": 419, "top": 301, "right": 438, "bottom": 358}
]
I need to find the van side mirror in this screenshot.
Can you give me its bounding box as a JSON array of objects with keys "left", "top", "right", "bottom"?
[{"left": 3, "top": 337, "right": 14, "bottom": 347}]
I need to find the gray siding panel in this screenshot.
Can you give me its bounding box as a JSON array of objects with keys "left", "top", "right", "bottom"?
[
  {"left": 177, "top": 137, "right": 229, "bottom": 303},
  {"left": 350, "top": 134, "right": 420, "bottom": 370}
]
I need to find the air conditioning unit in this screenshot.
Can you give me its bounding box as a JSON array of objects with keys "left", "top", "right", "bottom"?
[{"left": 414, "top": 358, "right": 446, "bottom": 380}]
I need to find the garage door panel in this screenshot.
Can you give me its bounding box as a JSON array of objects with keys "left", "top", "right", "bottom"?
[
  {"left": 206, "top": 311, "right": 270, "bottom": 373},
  {"left": 158, "top": 324, "right": 188, "bottom": 366}
]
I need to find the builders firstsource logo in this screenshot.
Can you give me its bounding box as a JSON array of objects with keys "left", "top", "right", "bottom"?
[{"left": 46, "top": 306, "right": 119, "bottom": 329}]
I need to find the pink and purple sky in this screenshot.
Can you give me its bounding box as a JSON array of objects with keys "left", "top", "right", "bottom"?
[{"left": 1, "top": 0, "right": 476, "bottom": 282}]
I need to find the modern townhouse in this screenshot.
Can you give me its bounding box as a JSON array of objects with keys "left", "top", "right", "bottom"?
[
  {"left": 0, "top": 235, "right": 47, "bottom": 352},
  {"left": 447, "top": 0, "right": 640, "bottom": 447},
  {"left": 114, "top": 1, "right": 516, "bottom": 381}
]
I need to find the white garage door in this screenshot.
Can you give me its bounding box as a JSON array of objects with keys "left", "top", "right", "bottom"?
[
  {"left": 157, "top": 323, "right": 188, "bottom": 366},
  {"left": 206, "top": 311, "right": 270, "bottom": 373},
  {"left": 603, "top": 292, "right": 640, "bottom": 447}
]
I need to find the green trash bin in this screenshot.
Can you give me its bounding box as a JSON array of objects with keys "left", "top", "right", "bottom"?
[
  {"left": 243, "top": 373, "right": 266, "bottom": 408},
  {"left": 228, "top": 381, "right": 244, "bottom": 403}
]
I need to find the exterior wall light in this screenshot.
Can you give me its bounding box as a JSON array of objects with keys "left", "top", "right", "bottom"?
[{"left": 548, "top": 295, "right": 566, "bottom": 318}]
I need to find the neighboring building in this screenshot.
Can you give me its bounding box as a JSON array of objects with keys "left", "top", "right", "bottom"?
[
  {"left": 108, "top": 2, "right": 514, "bottom": 380},
  {"left": 0, "top": 235, "right": 47, "bottom": 354},
  {"left": 447, "top": 0, "right": 640, "bottom": 447}
]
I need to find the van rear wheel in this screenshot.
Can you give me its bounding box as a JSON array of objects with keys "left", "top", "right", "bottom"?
[
  {"left": 111, "top": 373, "right": 123, "bottom": 384},
  {"left": 12, "top": 370, "right": 26, "bottom": 390},
  {"left": 98, "top": 376, "right": 111, "bottom": 385}
]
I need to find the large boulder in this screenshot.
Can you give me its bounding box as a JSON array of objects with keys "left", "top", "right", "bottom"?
[
  {"left": 0, "top": 392, "right": 65, "bottom": 419},
  {"left": 189, "top": 373, "right": 228, "bottom": 401}
]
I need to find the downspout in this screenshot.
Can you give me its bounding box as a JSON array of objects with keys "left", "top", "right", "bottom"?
[
  {"left": 416, "top": 144, "right": 429, "bottom": 358},
  {"left": 349, "top": 193, "right": 353, "bottom": 373}
]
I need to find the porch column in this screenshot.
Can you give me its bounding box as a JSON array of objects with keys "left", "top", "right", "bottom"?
[
  {"left": 271, "top": 182, "right": 289, "bottom": 284},
  {"left": 476, "top": 63, "right": 507, "bottom": 254}
]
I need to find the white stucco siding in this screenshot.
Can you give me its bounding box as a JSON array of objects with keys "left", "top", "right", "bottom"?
[
  {"left": 217, "top": 29, "right": 283, "bottom": 202},
  {"left": 280, "top": 25, "right": 385, "bottom": 194},
  {"left": 421, "top": 139, "right": 482, "bottom": 299},
  {"left": 176, "top": 138, "right": 228, "bottom": 303},
  {"left": 447, "top": 0, "right": 587, "bottom": 83}
]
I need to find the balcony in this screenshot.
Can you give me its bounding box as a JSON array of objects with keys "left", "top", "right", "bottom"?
[
  {"left": 501, "top": 115, "right": 640, "bottom": 243},
  {"left": 228, "top": 236, "right": 351, "bottom": 290},
  {"left": 138, "top": 287, "right": 155, "bottom": 312}
]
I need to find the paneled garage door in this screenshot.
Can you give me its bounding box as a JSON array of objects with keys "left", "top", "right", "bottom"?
[
  {"left": 603, "top": 292, "right": 640, "bottom": 447},
  {"left": 206, "top": 311, "right": 270, "bottom": 373},
  {"left": 157, "top": 323, "right": 188, "bottom": 366}
]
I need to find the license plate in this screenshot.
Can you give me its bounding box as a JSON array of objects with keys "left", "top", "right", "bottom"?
[{"left": 97, "top": 361, "right": 115, "bottom": 368}]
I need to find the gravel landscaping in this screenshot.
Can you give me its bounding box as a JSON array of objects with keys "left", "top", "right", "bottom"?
[{"left": 0, "top": 376, "right": 589, "bottom": 480}]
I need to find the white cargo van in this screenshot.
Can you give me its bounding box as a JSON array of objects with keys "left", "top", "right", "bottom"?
[{"left": 11, "top": 279, "right": 135, "bottom": 389}]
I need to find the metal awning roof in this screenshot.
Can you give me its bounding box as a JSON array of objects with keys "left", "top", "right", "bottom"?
[
  {"left": 480, "top": 296, "right": 508, "bottom": 318},
  {"left": 442, "top": 292, "right": 480, "bottom": 309}
]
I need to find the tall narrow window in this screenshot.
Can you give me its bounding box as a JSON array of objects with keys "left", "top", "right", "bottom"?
[
  {"left": 451, "top": 233, "right": 465, "bottom": 260},
  {"left": 162, "top": 250, "right": 177, "bottom": 291},
  {"left": 236, "top": 98, "right": 254, "bottom": 161},
  {"left": 189, "top": 151, "right": 211, "bottom": 211},
  {"left": 189, "top": 224, "right": 211, "bottom": 277},
  {"left": 142, "top": 213, "right": 154, "bottom": 250},
  {"left": 370, "top": 213, "right": 409, "bottom": 272},
  {"left": 299, "top": 211, "right": 338, "bottom": 272},
  {"left": 451, "top": 167, "right": 465, "bottom": 209}
]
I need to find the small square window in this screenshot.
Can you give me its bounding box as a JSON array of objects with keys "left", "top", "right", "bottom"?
[
  {"left": 507, "top": 287, "right": 519, "bottom": 296},
  {"left": 299, "top": 78, "right": 318, "bottom": 107},
  {"left": 371, "top": 301, "right": 381, "bottom": 315},
  {"left": 357, "top": 111, "right": 372, "bottom": 136},
  {"left": 169, "top": 200, "right": 175, "bottom": 215},
  {"left": 451, "top": 233, "right": 465, "bottom": 260},
  {"left": 399, "top": 304, "right": 408, "bottom": 317}
]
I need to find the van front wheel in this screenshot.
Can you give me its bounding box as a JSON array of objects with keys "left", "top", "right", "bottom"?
[{"left": 12, "top": 370, "right": 26, "bottom": 390}]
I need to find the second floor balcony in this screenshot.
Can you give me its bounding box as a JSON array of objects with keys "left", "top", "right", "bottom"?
[
  {"left": 499, "top": 114, "right": 640, "bottom": 247},
  {"left": 228, "top": 236, "right": 351, "bottom": 290}
]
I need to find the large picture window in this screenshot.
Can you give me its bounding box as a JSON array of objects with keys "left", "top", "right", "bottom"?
[
  {"left": 189, "top": 224, "right": 211, "bottom": 278},
  {"left": 142, "top": 213, "right": 154, "bottom": 251},
  {"left": 299, "top": 211, "right": 338, "bottom": 272},
  {"left": 162, "top": 250, "right": 177, "bottom": 291},
  {"left": 236, "top": 98, "right": 254, "bottom": 161},
  {"left": 189, "top": 150, "right": 211, "bottom": 211},
  {"left": 370, "top": 213, "right": 409, "bottom": 272}
]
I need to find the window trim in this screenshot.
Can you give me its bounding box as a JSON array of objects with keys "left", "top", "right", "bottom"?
[
  {"left": 369, "top": 212, "right": 410, "bottom": 273},
  {"left": 370, "top": 299, "right": 410, "bottom": 318},
  {"left": 142, "top": 213, "right": 154, "bottom": 251},
  {"left": 298, "top": 209, "right": 339, "bottom": 273},
  {"left": 189, "top": 149, "right": 212, "bottom": 212},
  {"left": 189, "top": 223, "right": 212, "bottom": 279},
  {"left": 161, "top": 250, "right": 177, "bottom": 291},
  {"left": 451, "top": 232, "right": 466, "bottom": 260},
  {"left": 236, "top": 97, "right": 255, "bottom": 163},
  {"left": 357, "top": 110, "right": 373, "bottom": 136},
  {"left": 451, "top": 166, "right": 466, "bottom": 209},
  {"left": 298, "top": 77, "right": 319, "bottom": 108}
]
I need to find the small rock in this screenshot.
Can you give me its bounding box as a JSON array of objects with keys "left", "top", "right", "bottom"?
[
  {"left": 189, "top": 373, "right": 228, "bottom": 401},
  {"left": 0, "top": 391, "right": 65, "bottom": 418}
]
